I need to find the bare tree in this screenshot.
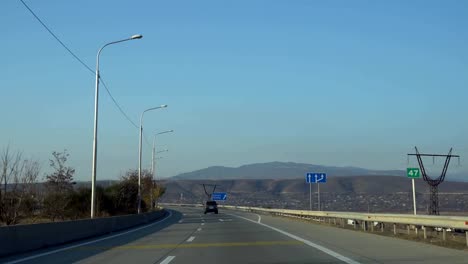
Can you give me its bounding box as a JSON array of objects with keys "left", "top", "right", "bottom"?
[
  {"left": 0, "top": 146, "right": 40, "bottom": 225},
  {"left": 1, "top": 146, "right": 22, "bottom": 201},
  {"left": 43, "top": 150, "right": 75, "bottom": 221},
  {"left": 0, "top": 146, "right": 23, "bottom": 225},
  {"left": 45, "top": 150, "right": 75, "bottom": 193},
  {"left": 19, "top": 159, "right": 41, "bottom": 221}
]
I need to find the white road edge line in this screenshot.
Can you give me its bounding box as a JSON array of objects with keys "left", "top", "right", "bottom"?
[
  {"left": 4, "top": 211, "right": 174, "bottom": 264},
  {"left": 230, "top": 213, "right": 361, "bottom": 264},
  {"left": 160, "top": 256, "right": 176, "bottom": 264},
  {"left": 255, "top": 213, "right": 262, "bottom": 223},
  {"left": 186, "top": 236, "right": 196, "bottom": 242}
]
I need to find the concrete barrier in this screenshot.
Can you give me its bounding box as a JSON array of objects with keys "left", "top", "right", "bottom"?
[{"left": 0, "top": 210, "right": 167, "bottom": 258}]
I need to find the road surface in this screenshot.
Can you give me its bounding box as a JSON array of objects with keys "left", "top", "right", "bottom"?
[{"left": 2, "top": 206, "right": 468, "bottom": 264}]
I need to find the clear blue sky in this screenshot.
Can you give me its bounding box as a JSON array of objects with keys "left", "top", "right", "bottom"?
[{"left": 2, "top": 0, "right": 468, "bottom": 181}]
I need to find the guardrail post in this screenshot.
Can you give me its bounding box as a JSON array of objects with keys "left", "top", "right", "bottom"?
[
  {"left": 407, "top": 225, "right": 410, "bottom": 235},
  {"left": 333, "top": 218, "right": 336, "bottom": 225},
  {"left": 393, "top": 224, "right": 397, "bottom": 235},
  {"left": 381, "top": 223, "right": 384, "bottom": 232},
  {"left": 353, "top": 221, "right": 357, "bottom": 229},
  {"left": 442, "top": 229, "right": 446, "bottom": 241},
  {"left": 341, "top": 218, "right": 345, "bottom": 228},
  {"left": 415, "top": 227, "right": 418, "bottom": 237},
  {"left": 371, "top": 222, "right": 374, "bottom": 232},
  {"left": 363, "top": 221, "right": 367, "bottom": 232},
  {"left": 423, "top": 226, "right": 427, "bottom": 239},
  {"left": 466, "top": 231, "right": 468, "bottom": 247}
]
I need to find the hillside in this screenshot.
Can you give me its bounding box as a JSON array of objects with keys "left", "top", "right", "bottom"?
[
  {"left": 161, "top": 176, "right": 468, "bottom": 198},
  {"left": 159, "top": 176, "right": 468, "bottom": 213},
  {"left": 170, "top": 162, "right": 405, "bottom": 180}
]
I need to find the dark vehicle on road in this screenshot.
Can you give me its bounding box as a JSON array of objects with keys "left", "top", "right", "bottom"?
[{"left": 204, "top": 201, "right": 218, "bottom": 214}]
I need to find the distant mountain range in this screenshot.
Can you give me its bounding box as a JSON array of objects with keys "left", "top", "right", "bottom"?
[
  {"left": 169, "top": 162, "right": 467, "bottom": 181},
  {"left": 170, "top": 162, "right": 402, "bottom": 180},
  {"left": 162, "top": 176, "right": 468, "bottom": 197}
]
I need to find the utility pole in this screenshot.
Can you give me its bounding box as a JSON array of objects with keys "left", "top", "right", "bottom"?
[
  {"left": 408, "top": 147, "right": 460, "bottom": 215},
  {"left": 201, "top": 184, "right": 219, "bottom": 200}
]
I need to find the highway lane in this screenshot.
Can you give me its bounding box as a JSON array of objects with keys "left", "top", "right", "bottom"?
[
  {"left": 159, "top": 208, "right": 344, "bottom": 264},
  {"left": 229, "top": 209, "right": 468, "bottom": 264},
  {"left": 2, "top": 206, "right": 468, "bottom": 264},
  {"left": 1, "top": 207, "right": 351, "bottom": 264}
]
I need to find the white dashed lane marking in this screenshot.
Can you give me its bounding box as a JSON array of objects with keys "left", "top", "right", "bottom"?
[{"left": 160, "top": 256, "right": 175, "bottom": 264}]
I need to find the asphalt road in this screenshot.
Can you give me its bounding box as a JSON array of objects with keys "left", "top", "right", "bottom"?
[{"left": 2, "top": 206, "right": 468, "bottom": 264}]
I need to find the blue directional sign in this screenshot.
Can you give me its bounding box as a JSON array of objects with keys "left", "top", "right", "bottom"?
[
  {"left": 306, "top": 173, "right": 327, "bottom": 183},
  {"left": 211, "top": 192, "right": 227, "bottom": 201}
]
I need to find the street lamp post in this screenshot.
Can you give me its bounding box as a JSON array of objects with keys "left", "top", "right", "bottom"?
[
  {"left": 152, "top": 156, "right": 164, "bottom": 180},
  {"left": 138, "top": 105, "right": 168, "bottom": 214},
  {"left": 152, "top": 148, "right": 169, "bottom": 179},
  {"left": 151, "top": 130, "right": 174, "bottom": 181},
  {"left": 152, "top": 156, "right": 164, "bottom": 209},
  {"left": 150, "top": 130, "right": 174, "bottom": 209},
  {"left": 91, "top": 34, "right": 142, "bottom": 219},
  {"left": 151, "top": 148, "right": 169, "bottom": 209}
]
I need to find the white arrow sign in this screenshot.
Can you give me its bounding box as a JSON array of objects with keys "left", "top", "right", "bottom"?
[{"left": 316, "top": 174, "right": 325, "bottom": 182}]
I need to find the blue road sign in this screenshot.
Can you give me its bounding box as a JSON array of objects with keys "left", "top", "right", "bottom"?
[
  {"left": 306, "top": 173, "right": 327, "bottom": 183},
  {"left": 212, "top": 192, "right": 227, "bottom": 201}
]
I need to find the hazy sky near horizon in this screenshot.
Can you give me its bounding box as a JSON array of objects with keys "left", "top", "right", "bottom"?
[{"left": 2, "top": 0, "right": 468, "bottom": 181}]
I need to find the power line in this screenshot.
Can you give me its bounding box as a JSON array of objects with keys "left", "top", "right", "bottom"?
[
  {"left": 100, "top": 78, "right": 139, "bottom": 128},
  {"left": 144, "top": 133, "right": 152, "bottom": 147},
  {"left": 19, "top": 0, "right": 139, "bottom": 129},
  {"left": 19, "top": 0, "right": 94, "bottom": 74}
]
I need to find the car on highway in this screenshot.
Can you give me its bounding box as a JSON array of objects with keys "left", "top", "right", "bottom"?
[{"left": 204, "top": 201, "right": 218, "bottom": 214}]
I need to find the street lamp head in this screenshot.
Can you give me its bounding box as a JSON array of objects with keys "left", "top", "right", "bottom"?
[
  {"left": 131, "top": 34, "right": 143, "bottom": 40},
  {"left": 155, "top": 129, "right": 174, "bottom": 136}
]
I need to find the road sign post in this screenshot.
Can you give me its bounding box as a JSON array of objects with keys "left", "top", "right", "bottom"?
[
  {"left": 306, "top": 173, "right": 313, "bottom": 210},
  {"left": 318, "top": 182, "right": 321, "bottom": 211},
  {"left": 407, "top": 168, "right": 421, "bottom": 215},
  {"left": 306, "top": 173, "right": 327, "bottom": 211},
  {"left": 412, "top": 179, "right": 416, "bottom": 215},
  {"left": 309, "top": 182, "right": 312, "bottom": 211}
]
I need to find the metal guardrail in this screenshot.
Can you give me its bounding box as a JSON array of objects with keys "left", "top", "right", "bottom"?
[
  {"left": 161, "top": 203, "right": 203, "bottom": 207},
  {"left": 161, "top": 203, "right": 468, "bottom": 230},
  {"left": 220, "top": 205, "right": 468, "bottom": 230}
]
